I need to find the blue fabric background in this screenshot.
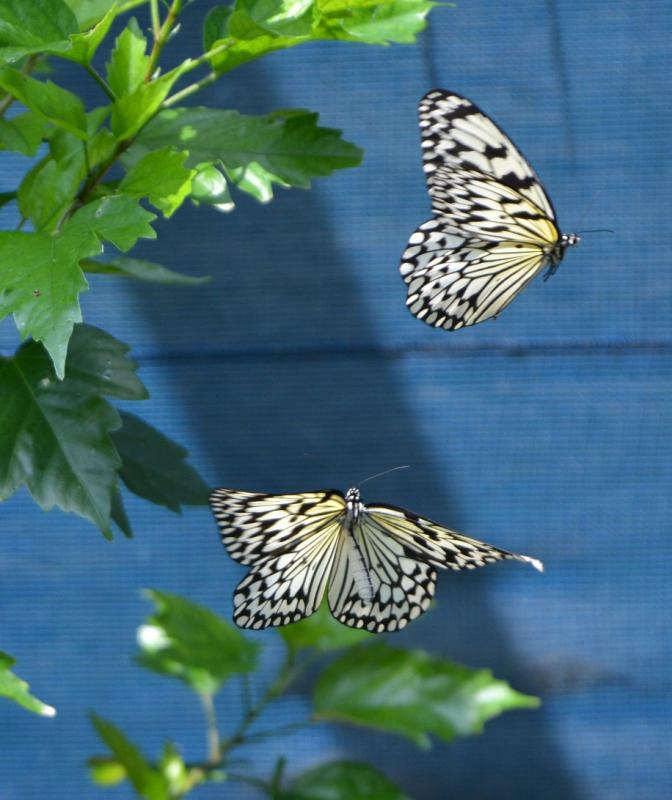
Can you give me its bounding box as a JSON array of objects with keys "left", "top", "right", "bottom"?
[{"left": 1, "top": 1, "right": 670, "bottom": 797}]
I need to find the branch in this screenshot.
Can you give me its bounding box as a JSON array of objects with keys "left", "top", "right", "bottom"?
[{"left": 145, "top": 0, "right": 184, "bottom": 82}]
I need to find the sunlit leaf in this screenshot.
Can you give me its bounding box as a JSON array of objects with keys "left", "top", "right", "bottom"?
[
  {"left": 314, "top": 643, "right": 540, "bottom": 747},
  {"left": 0, "top": 651, "right": 55, "bottom": 716},
  {"left": 105, "top": 16, "right": 149, "bottom": 97},
  {"left": 136, "top": 590, "right": 259, "bottom": 694},
  {"left": 0, "top": 0, "right": 77, "bottom": 61},
  {"left": 119, "top": 146, "right": 194, "bottom": 217}
]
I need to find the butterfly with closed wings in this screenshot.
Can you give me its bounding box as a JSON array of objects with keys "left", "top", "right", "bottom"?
[
  {"left": 209, "top": 486, "right": 542, "bottom": 632},
  {"left": 400, "top": 89, "right": 579, "bottom": 330}
]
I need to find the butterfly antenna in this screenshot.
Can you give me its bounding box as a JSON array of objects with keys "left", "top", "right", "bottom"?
[
  {"left": 357, "top": 465, "right": 411, "bottom": 488},
  {"left": 574, "top": 228, "right": 614, "bottom": 235}
]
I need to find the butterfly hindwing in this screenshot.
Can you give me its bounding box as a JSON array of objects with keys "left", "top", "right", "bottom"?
[{"left": 328, "top": 513, "right": 436, "bottom": 633}]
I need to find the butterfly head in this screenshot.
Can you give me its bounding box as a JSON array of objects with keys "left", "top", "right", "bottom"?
[
  {"left": 345, "top": 487, "right": 363, "bottom": 520},
  {"left": 545, "top": 232, "right": 580, "bottom": 280}
]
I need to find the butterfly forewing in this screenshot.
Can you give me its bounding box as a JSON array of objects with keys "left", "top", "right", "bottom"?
[
  {"left": 209, "top": 489, "right": 346, "bottom": 565},
  {"left": 364, "top": 503, "right": 542, "bottom": 572},
  {"left": 419, "top": 90, "right": 556, "bottom": 219}
]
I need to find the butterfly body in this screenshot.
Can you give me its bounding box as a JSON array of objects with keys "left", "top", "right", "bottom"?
[
  {"left": 210, "top": 486, "right": 542, "bottom": 632},
  {"left": 401, "top": 89, "right": 579, "bottom": 329}
]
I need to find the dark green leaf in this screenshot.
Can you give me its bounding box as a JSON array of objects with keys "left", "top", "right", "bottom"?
[
  {"left": 314, "top": 643, "right": 540, "bottom": 747},
  {"left": 67, "top": 194, "right": 157, "bottom": 251},
  {"left": 0, "top": 651, "right": 56, "bottom": 716},
  {"left": 0, "top": 0, "right": 77, "bottom": 61},
  {"left": 0, "top": 111, "right": 46, "bottom": 155},
  {"left": 136, "top": 590, "right": 259, "bottom": 694},
  {"left": 105, "top": 16, "right": 149, "bottom": 98},
  {"left": 0, "top": 324, "right": 146, "bottom": 536},
  {"left": 139, "top": 107, "right": 362, "bottom": 199},
  {"left": 110, "top": 486, "right": 133, "bottom": 537},
  {"left": 281, "top": 761, "right": 410, "bottom": 800},
  {"left": 89, "top": 713, "right": 169, "bottom": 800},
  {"left": 279, "top": 600, "right": 373, "bottom": 653},
  {"left": 79, "top": 254, "right": 207, "bottom": 283},
  {"left": 119, "top": 146, "right": 194, "bottom": 217},
  {"left": 62, "top": 323, "right": 148, "bottom": 400},
  {"left": 82, "top": 255, "right": 210, "bottom": 285},
  {"left": 112, "top": 411, "right": 210, "bottom": 511},
  {"left": 0, "top": 67, "right": 87, "bottom": 138},
  {"left": 203, "top": 5, "right": 232, "bottom": 51}
]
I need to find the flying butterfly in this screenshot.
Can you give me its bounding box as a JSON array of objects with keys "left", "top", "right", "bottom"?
[
  {"left": 209, "top": 486, "right": 542, "bottom": 632},
  {"left": 400, "top": 89, "right": 580, "bottom": 330}
]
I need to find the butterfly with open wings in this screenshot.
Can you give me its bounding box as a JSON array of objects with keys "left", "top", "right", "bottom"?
[
  {"left": 400, "top": 89, "right": 579, "bottom": 330},
  {"left": 210, "top": 486, "right": 542, "bottom": 632}
]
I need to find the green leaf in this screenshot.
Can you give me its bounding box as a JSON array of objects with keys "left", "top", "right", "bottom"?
[
  {"left": 313, "top": 643, "right": 540, "bottom": 747},
  {"left": 205, "top": 0, "right": 437, "bottom": 73},
  {"left": 0, "top": 230, "right": 89, "bottom": 376},
  {"left": 106, "top": 16, "right": 149, "bottom": 98},
  {"left": 0, "top": 324, "right": 147, "bottom": 537},
  {"left": 281, "top": 761, "right": 409, "bottom": 800},
  {"left": 280, "top": 600, "right": 373, "bottom": 653},
  {"left": 139, "top": 107, "right": 362, "bottom": 200},
  {"left": 82, "top": 255, "right": 209, "bottom": 285},
  {"left": 64, "top": 0, "right": 123, "bottom": 31},
  {"left": 111, "top": 63, "right": 190, "bottom": 141},
  {"left": 67, "top": 194, "right": 157, "bottom": 251},
  {"left": 88, "top": 755, "right": 127, "bottom": 786},
  {"left": 59, "top": 3, "right": 119, "bottom": 65},
  {"left": 190, "top": 162, "right": 235, "bottom": 212},
  {"left": 119, "top": 146, "right": 194, "bottom": 217},
  {"left": 0, "top": 111, "right": 46, "bottom": 155},
  {"left": 0, "top": 0, "right": 77, "bottom": 61},
  {"left": 0, "top": 68, "right": 88, "bottom": 138},
  {"left": 0, "top": 651, "right": 56, "bottom": 716},
  {"left": 136, "top": 590, "right": 259, "bottom": 694},
  {"left": 88, "top": 755, "right": 127, "bottom": 787},
  {"left": 112, "top": 411, "right": 210, "bottom": 512},
  {"left": 90, "top": 713, "right": 169, "bottom": 800}
]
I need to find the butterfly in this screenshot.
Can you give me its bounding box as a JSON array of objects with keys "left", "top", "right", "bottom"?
[
  {"left": 209, "top": 486, "right": 542, "bottom": 632},
  {"left": 400, "top": 89, "right": 579, "bottom": 330}
]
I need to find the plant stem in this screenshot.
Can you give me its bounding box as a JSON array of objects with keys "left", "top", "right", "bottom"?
[
  {"left": 145, "top": 0, "right": 184, "bottom": 82},
  {"left": 162, "top": 71, "right": 218, "bottom": 107},
  {"left": 84, "top": 64, "right": 116, "bottom": 101},
  {"left": 199, "top": 692, "right": 221, "bottom": 765}
]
